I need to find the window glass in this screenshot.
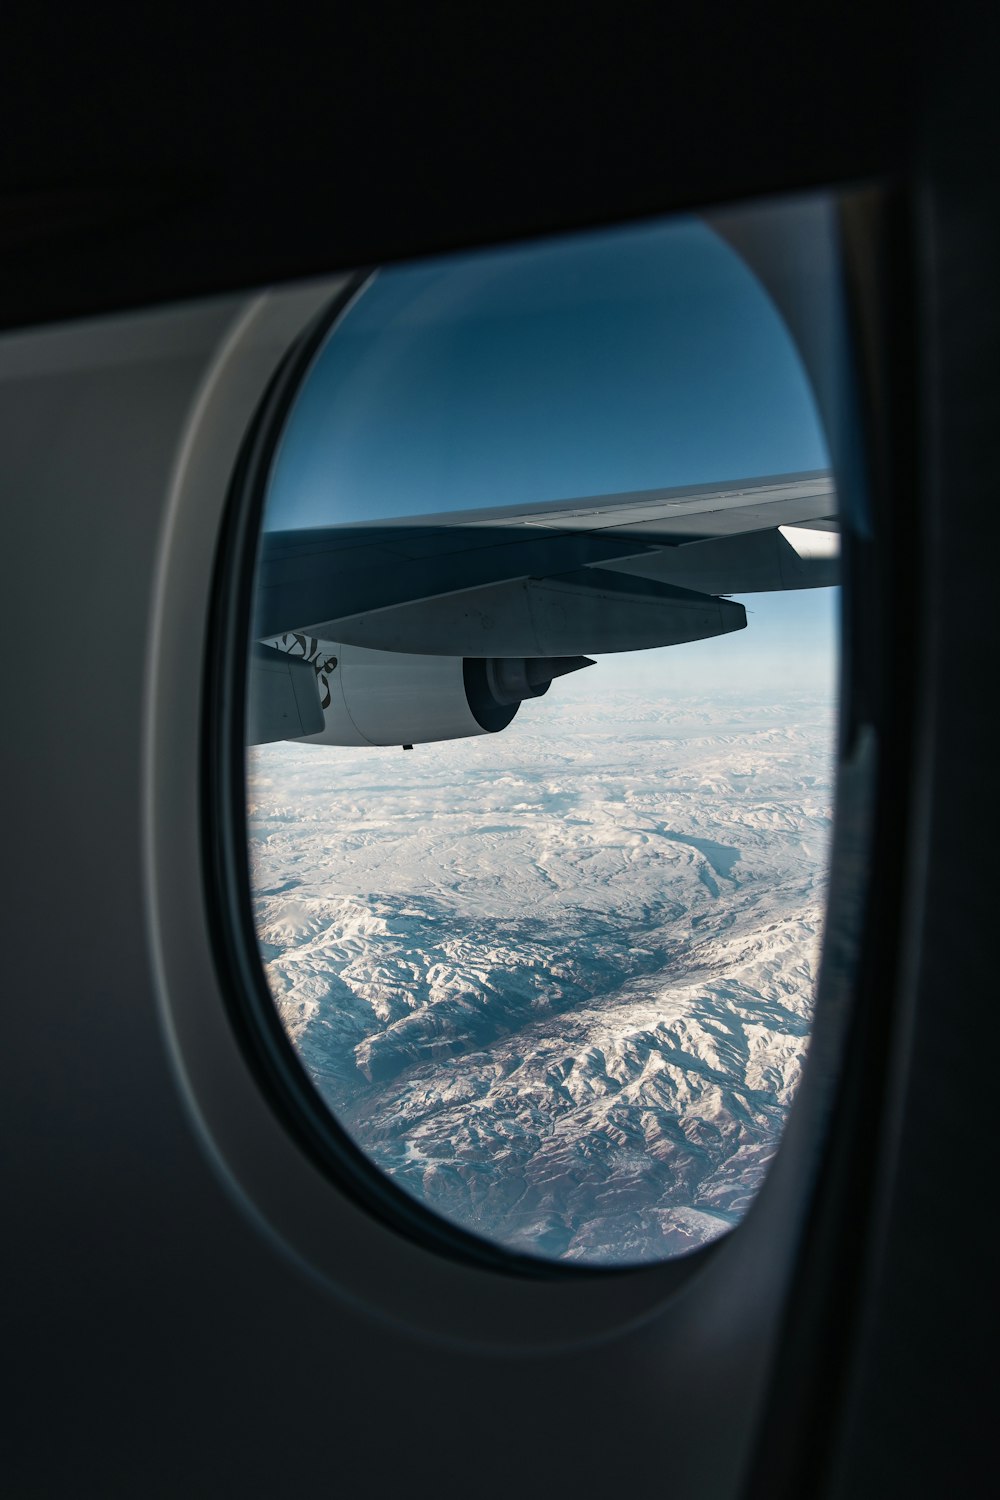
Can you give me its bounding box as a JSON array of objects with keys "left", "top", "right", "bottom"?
[{"left": 245, "top": 213, "right": 838, "bottom": 1265}]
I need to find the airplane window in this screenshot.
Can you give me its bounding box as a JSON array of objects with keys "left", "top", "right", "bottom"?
[{"left": 242, "top": 213, "right": 839, "bottom": 1267}]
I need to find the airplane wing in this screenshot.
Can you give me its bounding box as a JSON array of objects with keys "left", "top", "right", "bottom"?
[{"left": 253, "top": 469, "right": 837, "bottom": 658}]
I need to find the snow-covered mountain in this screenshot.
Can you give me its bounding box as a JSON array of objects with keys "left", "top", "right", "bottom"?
[{"left": 247, "top": 686, "right": 834, "bottom": 1264}]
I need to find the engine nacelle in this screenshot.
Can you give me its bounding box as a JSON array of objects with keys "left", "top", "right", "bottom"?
[{"left": 248, "top": 635, "right": 592, "bottom": 747}]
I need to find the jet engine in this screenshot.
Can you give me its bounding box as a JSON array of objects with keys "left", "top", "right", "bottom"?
[{"left": 248, "top": 636, "right": 592, "bottom": 747}]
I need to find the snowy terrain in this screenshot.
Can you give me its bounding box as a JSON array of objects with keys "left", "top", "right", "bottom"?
[{"left": 247, "top": 680, "right": 834, "bottom": 1265}]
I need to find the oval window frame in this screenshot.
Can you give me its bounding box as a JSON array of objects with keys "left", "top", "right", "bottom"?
[{"left": 147, "top": 192, "right": 875, "bottom": 1348}]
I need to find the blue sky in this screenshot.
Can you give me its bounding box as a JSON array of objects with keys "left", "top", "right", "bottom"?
[{"left": 264, "top": 216, "right": 837, "bottom": 695}]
